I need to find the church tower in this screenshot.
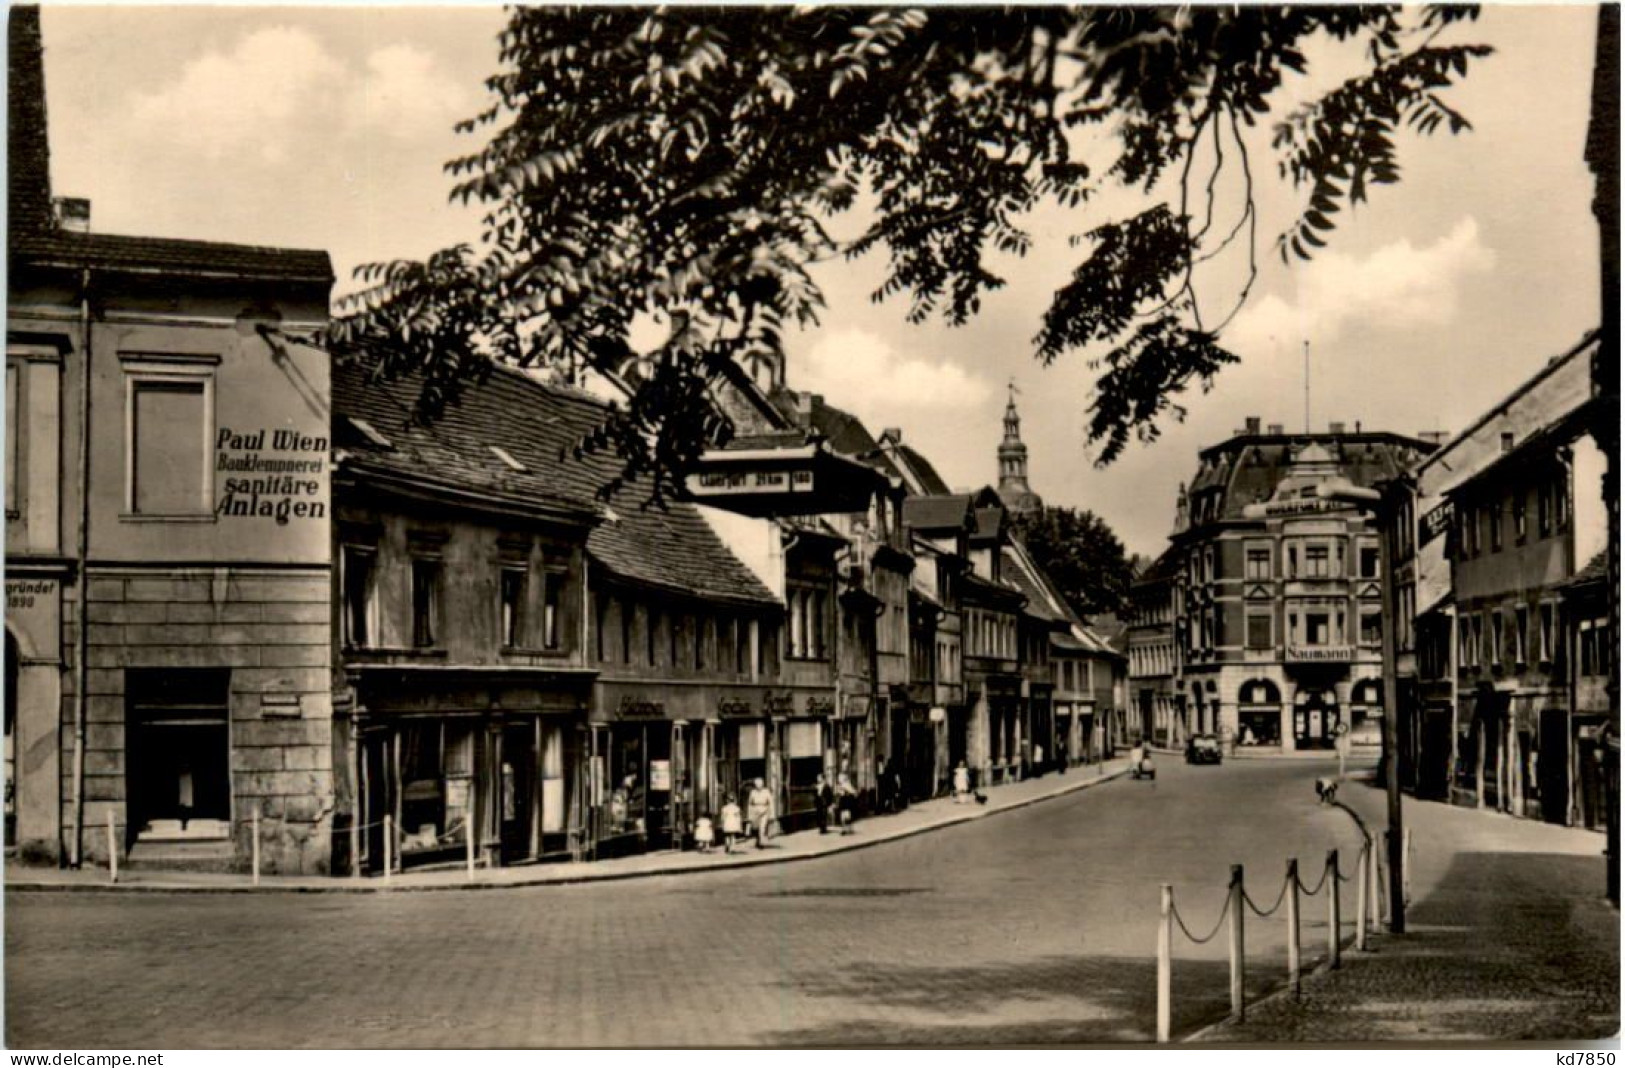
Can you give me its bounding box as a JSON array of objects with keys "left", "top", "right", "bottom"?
[{"left": 997, "top": 384, "right": 1043, "bottom": 517}]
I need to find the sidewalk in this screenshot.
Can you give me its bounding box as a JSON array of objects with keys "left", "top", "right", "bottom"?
[
  {"left": 1190, "top": 786, "right": 1619, "bottom": 1044},
  {"left": 5, "top": 757, "right": 1130, "bottom": 895}
]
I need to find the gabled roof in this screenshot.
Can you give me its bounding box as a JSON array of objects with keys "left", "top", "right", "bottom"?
[
  {"left": 904, "top": 493, "right": 974, "bottom": 532},
  {"left": 872, "top": 439, "right": 953, "bottom": 496},
  {"left": 1001, "top": 547, "right": 1069, "bottom": 625},
  {"left": 771, "top": 389, "right": 879, "bottom": 458},
  {"left": 334, "top": 357, "right": 778, "bottom": 608},
  {"left": 1133, "top": 546, "right": 1181, "bottom": 587}
]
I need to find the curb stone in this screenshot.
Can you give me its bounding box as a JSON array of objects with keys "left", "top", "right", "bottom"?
[{"left": 5, "top": 766, "right": 1129, "bottom": 896}]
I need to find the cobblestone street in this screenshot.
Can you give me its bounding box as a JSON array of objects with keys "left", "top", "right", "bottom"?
[{"left": 7, "top": 757, "right": 1614, "bottom": 1047}]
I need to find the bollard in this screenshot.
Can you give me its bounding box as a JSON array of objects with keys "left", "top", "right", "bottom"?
[
  {"left": 1156, "top": 884, "right": 1172, "bottom": 1043},
  {"left": 106, "top": 811, "right": 118, "bottom": 885},
  {"left": 383, "top": 814, "right": 394, "bottom": 885},
  {"left": 252, "top": 810, "right": 261, "bottom": 887},
  {"left": 1228, "top": 864, "right": 1245, "bottom": 1021},
  {"left": 465, "top": 807, "right": 476, "bottom": 882},
  {"left": 1327, "top": 848, "right": 1341, "bottom": 970},
  {"left": 1286, "top": 858, "right": 1301, "bottom": 997},
  {"left": 1355, "top": 840, "right": 1369, "bottom": 951}
]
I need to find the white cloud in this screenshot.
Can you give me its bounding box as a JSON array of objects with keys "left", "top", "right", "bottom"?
[
  {"left": 797, "top": 328, "right": 994, "bottom": 422},
  {"left": 126, "top": 27, "right": 474, "bottom": 166},
  {"left": 1223, "top": 216, "right": 1496, "bottom": 358}
]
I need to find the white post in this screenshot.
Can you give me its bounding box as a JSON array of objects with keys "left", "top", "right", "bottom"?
[
  {"left": 1156, "top": 884, "right": 1172, "bottom": 1043},
  {"left": 252, "top": 810, "right": 261, "bottom": 887},
  {"left": 1328, "top": 849, "right": 1341, "bottom": 969},
  {"left": 465, "top": 798, "right": 477, "bottom": 882},
  {"left": 106, "top": 811, "right": 118, "bottom": 885},
  {"left": 1404, "top": 826, "right": 1414, "bottom": 906},
  {"left": 383, "top": 814, "right": 394, "bottom": 886},
  {"left": 1356, "top": 840, "right": 1370, "bottom": 951},
  {"left": 1228, "top": 864, "right": 1245, "bottom": 1021},
  {"left": 1286, "top": 858, "right": 1301, "bottom": 997}
]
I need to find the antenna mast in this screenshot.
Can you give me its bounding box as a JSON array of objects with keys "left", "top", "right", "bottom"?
[{"left": 1303, "top": 340, "right": 1311, "bottom": 434}]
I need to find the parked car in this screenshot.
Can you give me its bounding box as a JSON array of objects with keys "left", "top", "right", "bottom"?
[{"left": 1185, "top": 734, "right": 1222, "bottom": 765}]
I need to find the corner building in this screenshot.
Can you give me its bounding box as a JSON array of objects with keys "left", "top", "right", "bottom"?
[{"left": 1171, "top": 419, "right": 1437, "bottom": 752}]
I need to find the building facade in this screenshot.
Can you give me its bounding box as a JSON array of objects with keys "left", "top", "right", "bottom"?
[
  {"left": 1167, "top": 419, "right": 1437, "bottom": 752},
  {"left": 1127, "top": 548, "right": 1182, "bottom": 746}
]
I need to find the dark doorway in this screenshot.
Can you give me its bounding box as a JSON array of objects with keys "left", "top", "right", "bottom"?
[
  {"left": 500, "top": 721, "right": 536, "bottom": 863},
  {"left": 1538, "top": 708, "right": 1569, "bottom": 825},
  {"left": 126, "top": 669, "right": 232, "bottom": 838}
]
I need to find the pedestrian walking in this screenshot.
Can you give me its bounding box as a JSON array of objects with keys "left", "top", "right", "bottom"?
[
  {"left": 815, "top": 774, "right": 834, "bottom": 834},
  {"left": 747, "top": 778, "right": 774, "bottom": 848},
  {"left": 719, "top": 795, "right": 744, "bottom": 854},
  {"left": 953, "top": 760, "right": 970, "bottom": 804},
  {"left": 693, "top": 813, "right": 715, "bottom": 854},
  {"left": 836, "top": 772, "right": 857, "bottom": 834}
]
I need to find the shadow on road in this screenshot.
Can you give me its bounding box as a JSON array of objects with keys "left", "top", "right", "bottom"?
[{"left": 764, "top": 953, "right": 1249, "bottom": 1046}]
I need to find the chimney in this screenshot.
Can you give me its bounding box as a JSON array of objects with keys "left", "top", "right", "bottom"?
[
  {"left": 1328, "top": 421, "right": 1346, "bottom": 435},
  {"left": 1418, "top": 430, "right": 1449, "bottom": 445},
  {"left": 882, "top": 427, "right": 902, "bottom": 444},
  {"left": 1267, "top": 423, "right": 1284, "bottom": 436},
  {"left": 1501, "top": 431, "right": 1516, "bottom": 453},
  {"left": 53, "top": 196, "right": 90, "bottom": 232},
  {"left": 8, "top": 5, "right": 55, "bottom": 235},
  {"left": 1244, "top": 416, "right": 1261, "bottom": 435}
]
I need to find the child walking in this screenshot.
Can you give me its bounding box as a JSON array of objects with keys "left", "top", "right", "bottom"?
[{"left": 719, "top": 794, "right": 744, "bottom": 854}]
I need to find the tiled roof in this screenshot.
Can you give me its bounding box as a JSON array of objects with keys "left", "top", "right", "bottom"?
[
  {"left": 333, "top": 357, "right": 778, "bottom": 608},
  {"left": 1188, "top": 436, "right": 1428, "bottom": 522},
  {"left": 1562, "top": 550, "right": 1609, "bottom": 589},
  {"left": 904, "top": 494, "right": 973, "bottom": 532},
  {"left": 771, "top": 390, "right": 879, "bottom": 458},
  {"left": 11, "top": 228, "right": 333, "bottom": 283},
  {"left": 1001, "top": 547, "right": 1068, "bottom": 624}
]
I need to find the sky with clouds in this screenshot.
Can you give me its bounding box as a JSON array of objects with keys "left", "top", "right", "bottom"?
[{"left": 37, "top": 5, "right": 1604, "bottom": 558}]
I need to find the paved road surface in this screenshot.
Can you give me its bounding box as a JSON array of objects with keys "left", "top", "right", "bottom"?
[{"left": 6, "top": 757, "right": 1610, "bottom": 1047}]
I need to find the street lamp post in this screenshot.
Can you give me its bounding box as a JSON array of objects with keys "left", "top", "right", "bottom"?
[{"left": 1317, "top": 476, "right": 1408, "bottom": 935}]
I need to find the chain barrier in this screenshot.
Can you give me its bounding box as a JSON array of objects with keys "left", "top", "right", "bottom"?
[
  {"left": 1336, "top": 840, "right": 1365, "bottom": 884},
  {"left": 1169, "top": 888, "right": 1232, "bottom": 945},
  {"left": 1242, "top": 874, "right": 1289, "bottom": 918},
  {"left": 1294, "top": 855, "right": 1332, "bottom": 897}
]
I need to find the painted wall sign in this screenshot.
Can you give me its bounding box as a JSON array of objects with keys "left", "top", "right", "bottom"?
[
  {"left": 617, "top": 697, "right": 665, "bottom": 718},
  {"left": 1420, "top": 499, "right": 1454, "bottom": 546},
  {"left": 718, "top": 698, "right": 756, "bottom": 719},
  {"left": 5, "top": 578, "right": 53, "bottom": 612},
  {"left": 215, "top": 426, "right": 328, "bottom": 525}
]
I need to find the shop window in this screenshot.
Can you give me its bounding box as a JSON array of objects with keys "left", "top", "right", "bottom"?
[
  {"left": 411, "top": 557, "right": 442, "bottom": 648},
  {"left": 398, "top": 721, "right": 474, "bottom": 861},
  {"left": 126, "top": 669, "right": 231, "bottom": 836},
  {"left": 1245, "top": 546, "right": 1271, "bottom": 580},
  {"left": 1245, "top": 610, "right": 1272, "bottom": 650},
  {"left": 1359, "top": 609, "right": 1382, "bottom": 647},
  {"left": 126, "top": 369, "right": 213, "bottom": 516},
  {"left": 341, "top": 544, "right": 378, "bottom": 648},
  {"left": 500, "top": 565, "right": 528, "bottom": 649},
  {"left": 1358, "top": 544, "right": 1380, "bottom": 579}
]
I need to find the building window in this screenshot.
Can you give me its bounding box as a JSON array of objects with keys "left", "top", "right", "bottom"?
[
  {"left": 342, "top": 545, "right": 378, "bottom": 648},
  {"left": 1539, "top": 602, "right": 1555, "bottom": 665},
  {"left": 1359, "top": 609, "right": 1382, "bottom": 647},
  {"left": 126, "top": 669, "right": 231, "bottom": 834},
  {"left": 1581, "top": 620, "right": 1611, "bottom": 677},
  {"left": 1245, "top": 610, "right": 1272, "bottom": 650},
  {"left": 594, "top": 589, "right": 608, "bottom": 662},
  {"left": 1459, "top": 614, "right": 1473, "bottom": 668},
  {"left": 126, "top": 368, "right": 214, "bottom": 516},
  {"left": 1557, "top": 471, "right": 1570, "bottom": 530},
  {"left": 695, "top": 614, "right": 709, "bottom": 671},
  {"left": 1489, "top": 610, "right": 1504, "bottom": 670},
  {"left": 500, "top": 566, "right": 528, "bottom": 648},
  {"left": 1538, "top": 482, "right": 1554, "bottom": 537},
  {"left": 1304, "top": 612, "right": 1331, "bottom": 646},
  {"left": 1514, "top": 605, "right": 1529, "bottom": 667},
  {"left": 787, "top": 586, "right": 828, "bottom": 660},
  {"left": 736, "top": 616, "right": 751, "bottom": 674},
  {"left": 411, "top": 557, "right": 442, "bottom": 647},
  {"left": 1304, "top": 545, "right": 1330, "bottom": 578},
  {"left": 1246, "top": 545, "right": 1271, "bottom": 580},
  {"left": 1513, "top": 492, "right": 1527, "bottom": 543},
  {"left": 541, "top": 570, "right": 563, "bottom": 650},
  {"left": 1358, "top": 544, "right": 1380, "bottom": 579},
  {"left": 1489, "top": 501, "right": 1503, "bottom": 552}
]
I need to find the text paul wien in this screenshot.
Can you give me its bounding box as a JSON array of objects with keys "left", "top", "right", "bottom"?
[{"left": 215, "top": 426, "right": 328, "bottom": 525}]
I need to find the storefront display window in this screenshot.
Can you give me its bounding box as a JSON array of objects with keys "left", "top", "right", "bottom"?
[{"left": 398, "top": 720, "right": 474, "bottom": 859}]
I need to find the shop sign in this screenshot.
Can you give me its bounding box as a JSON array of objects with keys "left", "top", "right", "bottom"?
[
  {"left": 215, "top": 426, "right": 329, "bottom": 525},
  {"left": 689, "top": 468, "right": 815, "bottom": 497},
  {"left": 719, "top": 698, "right": 758, "bottom": 719},
  {"left": 1420, "top": 499, "right": 1453, "bottom": 546},
  {"left": 618, "top": 697, "right": 666, "bottom": 718},
  {"left": 1286, "top": 646, "right": 1354, "bottom": 663},
  {"left": 803, "top": 695, "right": 835, "bottom": 718}
]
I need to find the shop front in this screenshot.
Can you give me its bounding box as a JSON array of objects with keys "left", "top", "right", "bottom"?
[
  {"left": 1291, "top": 686, "right": 1341, "bottom": 750},
  {"left": 1236, "top": 679, "right": 1283, "bottom": 748},
  {"left": 353, "top": 672, "right": 588, "bottom": 874}
]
